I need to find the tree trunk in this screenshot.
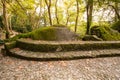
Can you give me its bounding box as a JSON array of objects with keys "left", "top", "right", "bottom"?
[
  {"left": 45, "top": 0, "right": 52, "bottom": 26},
  {"left": 43, "top": 1, "right": 46, "bottom": 26},
  {"left": 2, "top": 0, "right": 10, "bottom": 39},
  {"left": 66, "top": 16, "right": 69, "bottom": 26},
  {"left": 86, "top": 0, "right": 93, "bottom": 35},
  {"left": 48, "top": 5, "right": 52, "bottom": 26},
  {"left": 66, "top": 9, "right": 69, "bottom": 26},
  {"left": 9, "top": 15, "right": 13, "bottom": 34},
  {"left": 109, "top": 5, "right": 120, "bottom": 21},
  {"left": 55, "top": 0, "right": 59, "bottom": 24},
  {"left": 75, "top": 0, "right": 79, "bottom": 32}
]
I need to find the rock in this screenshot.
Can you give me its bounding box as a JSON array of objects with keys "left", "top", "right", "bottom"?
[
  {"left": 56, "top": 46, "right": 62, "bottom": 52},
  {"left": 82, "top": 35, "right": 103, "bottom": 41},
  {"left": 90, "top": 26, "right": 101, "bottom": 37},
  {"left": 55, "top": 27, "right": 79, "bottom": 41},
  {"left": 90, "top": 26, "right": 120, "bottom": 40}
]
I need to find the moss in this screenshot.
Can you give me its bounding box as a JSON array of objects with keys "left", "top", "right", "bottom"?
[
  {"left": 82, "top": 35, "right": 103, "bottom": 41},
  {"left": 5, "top": 33, "right": 31, "bottom": 42},
  {"left": 16, "top": 39, "right": 120, "bottom": 52},
  {"left": 111, "top": 21, "right": 120, "bottom": 33},
  {"left": 5, "top": 41, "right": 16, "bottom": 50},
  {"left": 5, "top": 27, "right": 57, "bottom": 42},
  {"left": 30, "top": 27, "right": 57, "bottom": 40},
  {"left": 16, "top": 40, "right": 58, "bottom": 52},
  {"left": 0, "top": 40, "right": 4, "bottom": 45},
  {"left": 90, "top": 26, "right": 120, "bottom": 41}
]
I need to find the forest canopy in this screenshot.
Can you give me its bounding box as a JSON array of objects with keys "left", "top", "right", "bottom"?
[{"left": 0, "top": 0, "right": 120, "bottom": 40}]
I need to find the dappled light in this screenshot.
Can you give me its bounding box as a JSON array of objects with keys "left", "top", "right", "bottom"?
[{"left": 0, "top": 0, "right": 120, "bottom": 79}]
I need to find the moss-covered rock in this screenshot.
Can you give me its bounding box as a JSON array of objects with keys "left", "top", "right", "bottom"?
[
  {"left": 5, "top": 41, "right": 16, "bottom": 50},
  {"left": 90, "top": 26, "right": 120, "bottom": 41},
  {"left": 6, "top": 26, "right": 79, "bottom": 42},
  {"left": 111, "top": 21, "right": 120, "bottom": 33},
  {"left": 82, "top": 35, "right": 103, "bottom": 41},
  {"left": 30, "top": 27, "right": 57, "bottom": 40}
]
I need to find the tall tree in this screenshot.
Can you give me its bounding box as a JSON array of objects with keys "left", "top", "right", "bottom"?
[
  {"left": 108, "top": 3, "right": 120, "bottom": 21},
  {"left": 45, "top": 0, "right": 52, "bottom": 26},
  {"left": 55, "top": 0, "right": 59, "bottom": 24},
  {"left": 75, "top": 0, "right": 80, "bottom": 32},
  {"left": 86, "top": 0, "right": 93, "bottom": 34},
  {"left": 1, "top": 0, "right": 10, "bottom": 38}
]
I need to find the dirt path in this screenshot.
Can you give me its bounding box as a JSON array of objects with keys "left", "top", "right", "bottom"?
[{"left": 0, "top": 46, "right": 120, "bottom": 80}]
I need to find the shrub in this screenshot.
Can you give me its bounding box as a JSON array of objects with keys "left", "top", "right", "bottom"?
[{"left": 13, "top": 27, "right": 28, "bottom": 33}]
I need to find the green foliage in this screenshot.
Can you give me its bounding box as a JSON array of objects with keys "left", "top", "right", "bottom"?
[
  {"left": 91, "top": 26, "right": 120, "bottom": 41},
  {"left": 111, "top": 21, "right": 120, "bottom": 33},
  {"left": 13, "top": 27, "right": 27, "bottom": 33},
  {"left": 70, "top": 21, "right": 86, "bottom": 38}
]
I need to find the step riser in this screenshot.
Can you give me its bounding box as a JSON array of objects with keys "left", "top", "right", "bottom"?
[
  {"left": 7, "top": 51, "right": 120, "bottom": 61},
  {"left": 16, "top": 40, "right": 120, "bottom": 52}
]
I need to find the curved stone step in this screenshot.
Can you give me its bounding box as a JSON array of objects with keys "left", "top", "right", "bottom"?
[
  {"left": 7, "top": 48, "right": 120, "bottom": 61},
  {"left": 16, "top": 39, "right": 120, "bottom": 52}
]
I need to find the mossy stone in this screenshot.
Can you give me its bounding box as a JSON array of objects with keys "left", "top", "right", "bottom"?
[
  {"left": 82, "top": 35, "right": 103, "bottom": 41},
  {"left": 30, "top": 27, "right": 57, "bottom": 40},
  {"left": 90, "top": 26, "right": 120, "bottom": 41},
  {"left": 5, "top": 41, "right": 16, "bottom": 50}
]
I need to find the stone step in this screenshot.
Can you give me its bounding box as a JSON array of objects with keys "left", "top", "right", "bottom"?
[
  {"left": 15, "top": 39, "right": 120, "bottom": 52},
  {"left": 8, "top": 48, "right": 120, "bottom": 61}
]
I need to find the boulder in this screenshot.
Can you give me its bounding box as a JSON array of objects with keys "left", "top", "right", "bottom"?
[{"left": 90, "top": 26, "right": 120, "bottom": 41}]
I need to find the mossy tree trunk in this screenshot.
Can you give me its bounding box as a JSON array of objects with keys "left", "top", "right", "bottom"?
[
  {"left": 2, "top": 0, "right": 10, "bottom": 39},
  {"left": 86, "top": 0, "right": 93, "bottom": 35}
]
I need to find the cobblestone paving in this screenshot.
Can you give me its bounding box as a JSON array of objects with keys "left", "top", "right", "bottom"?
[{"left": 0, "top": 46, "right": 120, "bottom": 80}]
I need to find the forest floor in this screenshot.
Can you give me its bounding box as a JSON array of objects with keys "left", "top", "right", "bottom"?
[{"left": 0, "top": 45, "right": 120, "bottom": 80}]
